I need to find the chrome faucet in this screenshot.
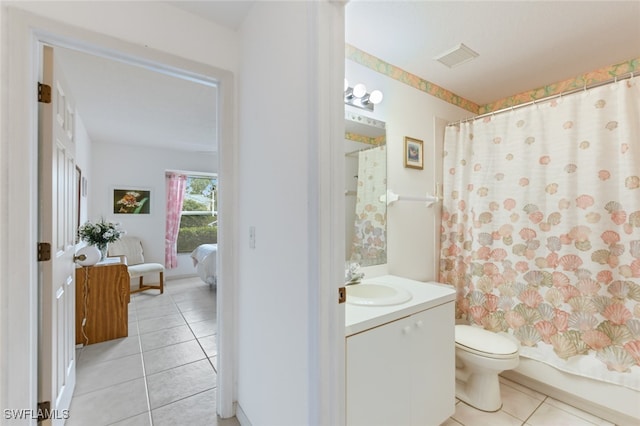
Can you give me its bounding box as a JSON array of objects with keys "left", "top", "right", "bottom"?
[{"left": 345, "top": 262, "right": 364, "bottom": 285}]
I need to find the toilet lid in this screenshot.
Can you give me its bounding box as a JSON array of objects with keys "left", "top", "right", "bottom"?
[{"left": 455, "top": 325, "right": 518, "bottom": 357}]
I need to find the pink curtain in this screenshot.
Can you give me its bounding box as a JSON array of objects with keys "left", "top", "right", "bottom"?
[
  {"left": 440, "top": 78, "right": 640, "bottom": 389},
  {"left": 165, "top": 172, "right": 187, "bottom": 268}
]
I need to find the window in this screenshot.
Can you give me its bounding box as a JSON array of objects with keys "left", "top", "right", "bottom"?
[{"left": 177, "top": 175, "right": 217, "bottom": 253}]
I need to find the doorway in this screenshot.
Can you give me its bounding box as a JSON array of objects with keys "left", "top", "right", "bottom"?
[
  {"left": 54, "top": 44, "right": 219, "bottom": 422},
  {"left": 2, "top": 8, "right": 237, "bottom": 420}
]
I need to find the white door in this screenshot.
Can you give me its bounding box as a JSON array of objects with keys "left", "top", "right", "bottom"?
[{"left": 38, "top": 44, "right": 77, "bottom": 425}]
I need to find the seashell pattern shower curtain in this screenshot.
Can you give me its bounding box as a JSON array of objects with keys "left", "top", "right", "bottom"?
[
  {"left": 350, "top": 145, "right": 387, "bottom": 267},
  {"left": 440, "top": 78, "right": 640, "bottom": 389}
]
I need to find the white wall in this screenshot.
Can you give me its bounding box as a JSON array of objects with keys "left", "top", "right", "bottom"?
[
  {"left": 90, "top": 142, "right": 216, "bottom": 277},
  {"left": 345, "top": 60, "right": 470, "bottom": 281},
  {"left": 5, "top": 1, "right": 239, "bottom": 73},
  {"left": 237, "top": 2, "right": 310, "bottom": 422},
  {"left": 237, "top": 2, "right": 344, "bottom": 424}
]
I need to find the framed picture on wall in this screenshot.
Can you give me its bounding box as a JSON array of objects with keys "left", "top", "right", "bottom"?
[
  {"left": 81, "top": 176, "right": 87, "bottom": 197},
  {"left": 404, "top": 136, "right": 424, "bottom": 170},
  {"left": 76, "top": 166, "right": 82, "bottom": 242},
  {"left": 113, "top": 188, "right": 151, "bottom": 214}
]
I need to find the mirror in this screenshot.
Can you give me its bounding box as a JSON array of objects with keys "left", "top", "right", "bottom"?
[{"left": 344, "top": 111, "right": 387, "bottom": 267}]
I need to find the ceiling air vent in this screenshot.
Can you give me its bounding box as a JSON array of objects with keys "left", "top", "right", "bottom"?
[{"left": 434, "top": 43, "right": 479, "bottom": 68}]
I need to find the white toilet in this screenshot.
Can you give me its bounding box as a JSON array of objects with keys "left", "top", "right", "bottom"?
[{"left": 455, "top": 324, "right": 520, "bottom": 412}]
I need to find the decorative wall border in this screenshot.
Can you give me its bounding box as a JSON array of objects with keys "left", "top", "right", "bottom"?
[
  {"left": 479, "top": 58, "right": 640, "bottom": 114},
  {"left": 345, "top": 132, "right": 386, "bottom": 146},
  {"left": 346, "top": 43, "right": 480, "bottom": 114},
  {"left": 346, "top": 43, "right": 640, "bottom": 115}
]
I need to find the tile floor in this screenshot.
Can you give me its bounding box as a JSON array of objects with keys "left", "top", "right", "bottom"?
[
  {"left": 69, "top": 277, "right": 614, "bottom": 426},
  {"left": 444, "top": 377, "right": 615, "bottom": 426},
  {"left": 68, "top": 276, "right": 238, "bottom": 426}
]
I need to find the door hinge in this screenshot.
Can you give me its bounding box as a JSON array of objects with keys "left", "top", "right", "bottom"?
[
  {"left": 38, "top": 82, "right": 52, "bottom": 104},
  {"left": 37, "top": 401, "right": 51, "bottom": 422},
  {"left": 38, "top": 242, "right": 51, "bottom": 261},
  {"left": 338, "top": 286, "right": 346, "bottom": 304}
]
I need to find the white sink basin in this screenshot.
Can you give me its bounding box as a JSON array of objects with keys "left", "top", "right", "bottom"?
[{"left": 346, "top": 283, "right": 412, "bottom": 306}]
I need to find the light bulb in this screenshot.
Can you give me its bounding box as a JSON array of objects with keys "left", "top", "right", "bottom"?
[
  {"left": 369, "top": 90, "right": 383, "bottom": 104},
  {"left": 353, "top": 83, "right": 367, "bottom": 98}
]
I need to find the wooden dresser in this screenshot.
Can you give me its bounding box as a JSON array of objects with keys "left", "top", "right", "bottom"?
[{"left": 75, "top": 256, "right": 130, "bottom": 345}]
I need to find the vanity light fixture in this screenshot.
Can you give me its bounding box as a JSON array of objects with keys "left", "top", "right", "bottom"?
[{"left": 344, "top": 79, "right": 383, "bottom": 112}]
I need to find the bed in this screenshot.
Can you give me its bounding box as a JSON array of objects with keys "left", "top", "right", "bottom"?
[{"left": 190, "top": 243, "right": 217, "bottom": 287}]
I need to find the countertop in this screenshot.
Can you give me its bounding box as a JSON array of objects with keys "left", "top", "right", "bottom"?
[{"left": 345, "top": 275, "right": 456, "bottom": 336}]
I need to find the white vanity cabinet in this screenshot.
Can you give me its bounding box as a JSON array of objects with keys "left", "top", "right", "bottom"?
[{"left": 346, "top": 300, "right": 455, "bottom": 426}]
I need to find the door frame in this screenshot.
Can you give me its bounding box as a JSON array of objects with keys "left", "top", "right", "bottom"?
[{"left": 1, "top": 8, "right": 238, "bottom": 420}]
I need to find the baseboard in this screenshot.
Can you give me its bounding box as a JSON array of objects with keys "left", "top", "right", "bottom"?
[
  {"left": 236, "top": 403, "right": 252, "bottom": 426},
  {"left": 165, "top": 273, "right": 199, "bottom": 281}
]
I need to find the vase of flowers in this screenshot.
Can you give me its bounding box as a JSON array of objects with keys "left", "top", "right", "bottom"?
[{"left": 77, "top": 219, "right": 123, "bottom": 260}]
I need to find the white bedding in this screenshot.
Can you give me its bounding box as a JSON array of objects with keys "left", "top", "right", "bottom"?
[{"left": 190, "top": 243, "right": 217, "bottom": 286}]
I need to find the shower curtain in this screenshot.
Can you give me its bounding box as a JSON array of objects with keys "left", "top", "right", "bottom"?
[
  {"left": 440, "top": 78, "right": 640, "bottom": 390},
  {"left": 350, "top": 145, "right": 387, "bottom": 267}
]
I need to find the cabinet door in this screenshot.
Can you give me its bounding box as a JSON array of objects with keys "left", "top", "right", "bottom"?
[
  {"left": 410, "top": 302, "right": 455, "bottom": 425},
  {"left": 76, "top": 264, "right": 129, "bottom": 345},
  {"left": 346, "top": 316, "right": 412, "bottom": 426}
]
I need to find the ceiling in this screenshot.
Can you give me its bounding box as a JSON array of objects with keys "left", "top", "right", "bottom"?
[
  {"left": 57, "top": 47, "right": 217, "bottom": 152},
  {"left": 345, "top": 0, "right": 640, "bottom": 106},
  {"left": 58, "top": 1, "right": 640, "bottom": 153}
]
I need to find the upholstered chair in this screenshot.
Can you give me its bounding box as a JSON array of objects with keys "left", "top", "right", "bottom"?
[{"left": 108, "top": 236, "right": 164, "bottom": 294}]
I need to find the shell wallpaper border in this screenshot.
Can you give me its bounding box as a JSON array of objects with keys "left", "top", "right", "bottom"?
[
  {"left": 345, "top": 43, "right": 480, "bottom": 114},
  {"left": 345, "top": 44, "right": 640, "bottom": 115},
  {"left": 345, "top": 132, "right": 386, "bottom": 146}
]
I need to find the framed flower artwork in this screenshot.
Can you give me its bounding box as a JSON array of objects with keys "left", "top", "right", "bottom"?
[
  {"left": 113, "top": 188, "right": 151, "bottom": 214},
  {"left": 404, "top": 136, "right": 423, "bottom": 170}
]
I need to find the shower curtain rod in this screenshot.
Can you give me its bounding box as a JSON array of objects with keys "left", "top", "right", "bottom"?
[{"left": 448, "top": 71, "right": 639, "bottom": 126}]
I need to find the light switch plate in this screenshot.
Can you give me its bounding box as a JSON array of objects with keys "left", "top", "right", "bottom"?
[{"left": 249, "top": 226, "right": 256, "bottom": 249}]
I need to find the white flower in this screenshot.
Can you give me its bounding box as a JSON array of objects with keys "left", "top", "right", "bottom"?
[{"left": 78, "top": 219, "right": 123, "bottom": 245}]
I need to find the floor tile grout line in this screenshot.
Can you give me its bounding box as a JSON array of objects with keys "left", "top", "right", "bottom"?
[
  {"left": 138, "top": 326, "right": 199, "bottom": 352},
  {"left": 75, "top": 346, "right": 139, "bottom": 369},
  {"left": 70, "top": 375, "right": 146, "bottom": 402},
  {"left": 140, "top": 335, "right": 203, "bottom": 359},
  {"left": 498, "top": 377, "right": 548, "bottom": 403},
  {"left": 540, "top": 398, "right": 607, "bottom": 426},
  {"left": 147, "top": 385, "right": 218, "bottom": 412},
  {"left": 70, "top": 277, "right": 212, "bottom": 426},
  {"left": 132, "top": 293, "right": 155, "bottom": 426},
  {"left": 173, "top": 284, "right": 217, "bottom": 365},
  {"left": 141, "top": 281, "right": 215, "bottom": 422},
  {"left": 521, "top": 395, "right": 547, "bottom": 425}
]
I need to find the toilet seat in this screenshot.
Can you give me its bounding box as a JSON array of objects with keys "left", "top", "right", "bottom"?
[{"left": 455, "top": 325, "right": 518, "bottom": 359}]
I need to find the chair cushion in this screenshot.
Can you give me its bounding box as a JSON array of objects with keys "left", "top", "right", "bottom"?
[
  {"left": 128, "top": 263, "right": 164, "bottom": 277},
  {"left": 108, "top": 236, "right": 145, "bottom": 265}
]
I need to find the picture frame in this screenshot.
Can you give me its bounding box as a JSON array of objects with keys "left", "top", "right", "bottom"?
[
  {"left": 113, "top": 188, "right": 151, "bottom": 214},
  {"left": 76, "top": 166, "right": 82, "bottom": 242},
  {"left": 404, "top": 136, "right": 424, "bottom": 170},
  {"left": 81, "top": 176, "right": 87, "bottom": 197}
]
